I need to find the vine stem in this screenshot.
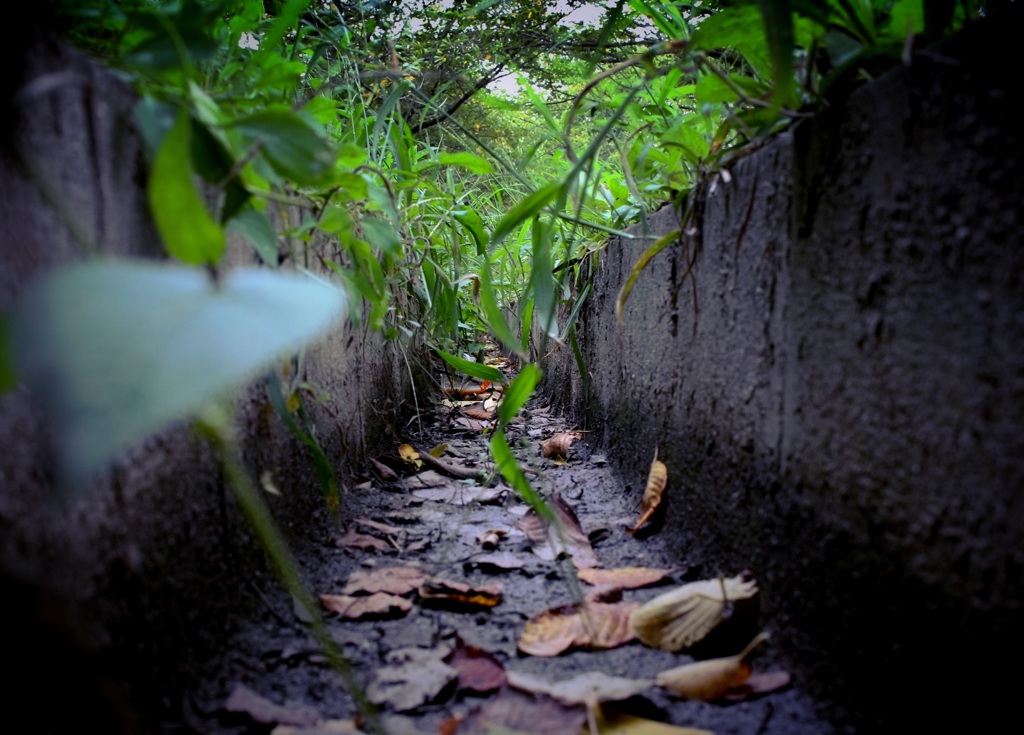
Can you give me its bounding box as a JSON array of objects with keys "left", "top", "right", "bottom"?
[{"left": 205, "top": 417, "right": 384, "bottom": 734}]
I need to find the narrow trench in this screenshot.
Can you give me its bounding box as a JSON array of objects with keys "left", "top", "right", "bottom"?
[{"left": 189, "top": 359, "right": 836, "bottom": 735}]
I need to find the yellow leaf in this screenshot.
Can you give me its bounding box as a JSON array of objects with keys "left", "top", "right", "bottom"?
[
  {"left": 629, "top": 447, "right": 667, "bottom": 534},
  {"left": 398, "top": 443, "right": 422, "bottom": 468},
  {"left": 655, "top": 633, "right": 768, "bottom": 700},
  {"left": 629, "top": 574, "right": 759, "bottom": 651},
  {"left": 589, "top": 705, "right": 714, "bottom": 734}
]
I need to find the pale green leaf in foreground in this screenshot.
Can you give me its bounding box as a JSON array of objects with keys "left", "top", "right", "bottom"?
[{"left": 11, "top": 259, "right": 346, "bottom": 490}]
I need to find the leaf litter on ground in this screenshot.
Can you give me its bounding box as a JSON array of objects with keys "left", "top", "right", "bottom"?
[{"left": 227, "top": 348, "right": 820, "bottom": 735}]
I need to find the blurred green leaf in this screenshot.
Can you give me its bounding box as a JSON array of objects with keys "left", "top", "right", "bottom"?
[
  {"left": 492, "top": 180, "right": 561, "bottom": 245},
  {"left": 692, "top": 5, "right": 772, "bottom": 78},
  {"left": 479, "top": 266, "right": 525, "bottom": 359},
  {"left": 491, "top": 428, "right": 551, "bottom": 519},
  {"left": 454, "top": 207, "right": 489, "bottom": 255},
  {"left": 437, "top": 152, "right": 494, "bottom": 174},
  {"left": 661, "top": 122, "right": 710, "bottom": 164},
  {"left": 148, "top": 111, "right": 225, "bottom": 265},
  {"left": 759, "top": 0, "right": 796, "bottom": 108},
  {"left": 227, "top": 209, "right": 278, "bottom": 265},
  {"left": 227, "top": 109, "right": 336, "bottom": 187},
  {"left": 435, "top": 349, "right": 507, "bottom": 385},
  {"left": 11, "top": 259, "right": 345, "bottom": 490},
  {"left": 497, "top": 363, "right": 541, "bottom": 426},
  {"left": 530, "top": 218, "right": 558, "bottom": 340},
  {"left": 0, "top": 315, "right": 18, "bottom": 393},
  {"left": 361, "top": 217, "right": 403, "bottom": 255}
]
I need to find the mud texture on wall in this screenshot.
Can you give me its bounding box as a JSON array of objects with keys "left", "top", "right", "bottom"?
[
  {"left": 0, "top": 27, "right": 411, "bottom": 731},
  {"left": 546, "top": 8, "right": 1023, "bottom": 732}
]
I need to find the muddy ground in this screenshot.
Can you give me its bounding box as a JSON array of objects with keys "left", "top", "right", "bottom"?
[{"left": 162, "top": 372, "right": 839, "bottom": 735}]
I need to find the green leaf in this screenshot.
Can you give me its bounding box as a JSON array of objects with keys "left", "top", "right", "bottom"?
[
  {"left": 519, "top": 298, "right": 534, "bottom": 356},
  {"left": 148, "top": 111, "right": 225, "bottom": 265},
  {"left": 11, "top": 259, "right": 346, "bottom": 490},
  {"left": 661, "top": 122, "right": 710, "bottom": 164},
  {"left": 885, "top": 0, "right": 925, "bottom": 41},
  {"left": 361, "top": 216, "right": 403, "bottom": 255},
  {"left": 454, "top": 207, "right": 489, "bottom": 255},
  {"left": 490, "top": 429, "right": 552, "bottom": 519},
  {"left": 759, "top": 0, "right": 796, "bottom": 108},
  {"left": 616, "top": 228, "right": 681, "bottom": 324},
  {"left": 491, "top": 180, "right": 561, "bottom": 245},
  {"left": 265, "top": 371, "right": 339, "bottom": 508},
  {"left": 0, "top": 314, "right": 18, "bottom": 393},
  {"left": 227, "top": 209, "right": 278, "bottom": 266},
  {"left": 497, "top": 363, "right": 541, "bottom": 427},
  {"left": 479, "top": 266, "right": 525, "bottom": 359},
  {"left": 692, "top": 6, "right": 772, "bottom": 78},
  {"left": 437, "top": 152, "right": 494, "bottom": 174},
  {"left": 434, "top": 349, "right": 507, "bottom": 385},
  {"left": 227, "top": 109, "right": 335, "bottom": 187},
  {"left": 530, "top": 218, "right": 558, "bottom": 340},
  {"left": 250, "top": 0, "right": 313, "bottom": 63}
]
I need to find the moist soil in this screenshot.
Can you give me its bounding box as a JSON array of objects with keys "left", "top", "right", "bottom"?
[{"left": 166, "top": 368, "right": 838, "bottom": 735}]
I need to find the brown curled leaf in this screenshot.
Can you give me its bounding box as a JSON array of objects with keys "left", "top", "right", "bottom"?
[
  {"left": 629, "top": 447, "right": 667, "bottom": 535},
  {"left": 539, "top": 431, "right": 582, "bottom": 460},
  {"left": 340, "top": 566, "right": 429, "bottom": 596},
  {"left": 515, "top": 494, "right": 598, "bottom": 569},
  {"left": 518, "top": 601, "right": 638, "bottom": 656},
  {"left": 319, "top": 592, "right": 411, "bottom": 620},
  {"left": 418, "top": 578, "right": 503, "bottom": 610},
  {"left": 576, "top": 566, "right": 677, "bottom": 591},
  {"left": 655, "top": 633, "right": 768, "bottom": 701}
]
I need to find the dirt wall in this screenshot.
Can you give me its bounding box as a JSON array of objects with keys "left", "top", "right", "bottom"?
[
  {"left": 546, "top": 7, "right": 1023, "bottom": 732},
  {"left": 0, "top": 27, "right": 411, "bottom": 731}
]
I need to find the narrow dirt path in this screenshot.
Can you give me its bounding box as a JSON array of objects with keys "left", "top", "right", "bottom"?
[{"left": 181, "top": 363, "right": 836, "bottom": 735}]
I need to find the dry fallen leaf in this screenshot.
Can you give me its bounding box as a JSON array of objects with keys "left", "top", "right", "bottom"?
[
  {"left": 453, "top": 416, "right": 489, "bottom": 432},
  {"left": 464, "top": 404, "right": 494, "bottom": 421},
  {"left": 411, "top": 485, "right": 505, "bottom": 505},
  {"left": 271, "top": 721, "right": 362, "bottom": 735},
  {"left": 592, "top": 705, "right": 714, "bottom": 735},
  {"left": 223, "top": 683, "right": 320, "bottom": 727},
  {"left": 367, "top": 647, "right": 458, "bottom": 712},
  {"left": 507, "top": 670, "right": 654, "bottom": 706},
  {"left": 369, "top": 457, "right": 398, "bottom": 481},
  {"left": 333, "top": 529, "right": 392, "bottom": 553},
  {"left": 629, "top": 448, "right": 667, "bottom": 535},
  {"left": 441, "top": 685, "right": 586, "bottom": 735},
  {"left": 717, "top": 670, "right": 791, "bottom": 701},
  {"left": 446, "top": 636, "right": 507, "bottom": 695},
  {"left": 467, "top": 551, "right": 526, "bottom": 572},
  {"left": 444, "top": 380, "right": 494, "bottom": 398},
  {"left": 419, "top": 578, "right": 503, "bottom": 611},
  {"left": 319, "top": 592, "right": 412, "bottom": 620},
  {"left": 539, "top": 431, "right": 582, "bottom": 460},
  {"left": 341, "top": 566, "right": 429, "bottom": 596},
  {"left": 352, "top": 518, "right": 402, "bottom": 535},
  {"left": 655, "top": 633, "right": 769, "bottom": 700},
  {"left": 629, "top": 573, "right": 759, "bottom": 651},
  {"left": 478, "top": 529, "right": 507, "bottom": 549},
  {"left": 398, "top": 443, "right": 422, "bottom": 468},
  {"left": 518, "top": 601, "right": 638, "bottom": 656},
  {"left": 577, "top": 567, "right": 676, "bottom": 591},
  {"left": 516, "top": 494, "right": 598, "bottom": 569}
]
